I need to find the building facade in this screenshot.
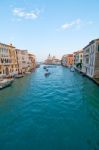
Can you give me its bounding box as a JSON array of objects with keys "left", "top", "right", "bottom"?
[
  {"left": 61, "top": 54, "right": 74, "bottom": 67},
  {"left": 0, "top": 42, "right": 36, "bottom": 77},
  {"left": 82, "top": 39, "right": 99, "bottom": 78},
  {"left": 16, "top": 49, "right": 30, "bottom": 74},
  {"left": 28, "top": 54, "right": 36, "bottom": 71},
  {"left": 0, "top": 43, "right": 18, "bottom": 77},
  {"left": 44, "top": 54, "right": 61, "bottom": 65},
  {"left": 73, "top": 50, "right": 83, "bottom": 70}
]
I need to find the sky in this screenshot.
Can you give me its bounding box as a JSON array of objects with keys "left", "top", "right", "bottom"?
[{"left": 0, "top": 0, "right": 99, "bottom": 61}]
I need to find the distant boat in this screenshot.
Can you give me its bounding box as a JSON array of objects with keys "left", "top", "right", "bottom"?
[
  {"left": 0, "top": 78, "right": 14, "bottom": 89},
  {"left": 25, "top": 72, "right": 31, "bottom": 74},
  {"left": 15, "top": 74, "right": 24, "bottom": 78},
  {"left": 70, "top": 67, "right": 75, "bottom": 72},
  {"left": 44, "top": 72, "right": 51, "bottom": 77}
]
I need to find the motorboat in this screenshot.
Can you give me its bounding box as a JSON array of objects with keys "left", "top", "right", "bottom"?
[
  {"left": 25, "top": 72, "right": 31, "bottom": 74},
  {"left": 70, "top": 67, "right": 75, "bottom": 72},
  {"left": 15, "top": 74, "right": 24, "bottom": 78},
  {"left": 44, "top": 72, "right": 51, "bottom": 77},
  {"left": 0, "top": 78, "right": 14, "bottom": 89}
]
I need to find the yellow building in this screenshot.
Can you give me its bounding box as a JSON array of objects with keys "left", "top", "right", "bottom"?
[
  {"left": 0, "top": 43, "right": 18, "bottom": 77},
  {"left": 28, "top": 54, "right": 36, "bottom": 71},
  {"left": 0, "top": 42, "right": 36, "bottom": 77},
  {"left": 9, "top": 44, "right": 18, "bottom": 75}
]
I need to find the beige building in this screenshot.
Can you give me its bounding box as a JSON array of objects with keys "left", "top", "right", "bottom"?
[
  {"left": 0, "top": 43, "right": 18, "bottom": 77},
  {"left": 28, "top": 54, "right": 36, "bottom": 71},
  {"left": 44, "top": 54, "right": 53, "bottom": 64},
  {"left": 0, "top": 42, "right": 36, "bottom": 77},
  {"left": 16, "top": 49, "right": 30, "bottom": 74},
  {"left": 44, "top": 54, "right": 61, "bottom": 65}
]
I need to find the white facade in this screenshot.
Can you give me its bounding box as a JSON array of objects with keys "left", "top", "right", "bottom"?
[{"left": 82, "top": 39, "right": 99, "bottom": 78}]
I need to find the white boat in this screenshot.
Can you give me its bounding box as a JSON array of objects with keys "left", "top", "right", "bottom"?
[
  {"left": 70, "top": 67, "right": 75, "bottom": 72},
  {"left": 15, "top": 74, "right": 24, "bottom": 78},
  {"left": 0, "top": 79, "right": 14, "bottom": 89},
  {"left": 25, "top": 72, "right": 31, "bottom": 74}
]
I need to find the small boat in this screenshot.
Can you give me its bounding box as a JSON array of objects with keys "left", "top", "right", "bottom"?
[
  {"left": 45, "top": 72, "right": 51, "bottom": 77},
  {"left": 70, "top": 67, "right": 75, "bottom": 72},
  {"left": 25, "top": 72, "right": 31, "bottom": 74},
  {"left": 15, "top": 74, "right": 24, "bottom": 78},
  {"left": 0, "top": 78, "right": 14, "bottom": 89}
]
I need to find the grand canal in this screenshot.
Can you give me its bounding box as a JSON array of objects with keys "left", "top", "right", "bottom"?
[{"left": 0, "top": 65, "right": 99, "bottom": 150}]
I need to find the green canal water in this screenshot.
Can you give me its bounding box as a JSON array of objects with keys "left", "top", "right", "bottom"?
[{"left": 0, "top": 65, "right": 99, "bottom": 150}]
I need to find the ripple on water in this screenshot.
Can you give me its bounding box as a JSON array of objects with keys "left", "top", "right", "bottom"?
[{"left": 0, "top": 66, "right": 99, "bottom": 150}]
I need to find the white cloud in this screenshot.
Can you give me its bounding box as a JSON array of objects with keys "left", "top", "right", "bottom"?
[
  {"left": 61, "top": 19, "right": 81, "bottom": 30},
  {"left": 13, "top": 8, "right": 40, "bottom": 20},
  {"left": 57, "top": 19, "right": 93, "bottom": 31}
]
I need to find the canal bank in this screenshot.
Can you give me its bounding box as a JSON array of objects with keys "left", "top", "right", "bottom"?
[{"left": 0, "top": 66, "right": 99, "bottom": 150}]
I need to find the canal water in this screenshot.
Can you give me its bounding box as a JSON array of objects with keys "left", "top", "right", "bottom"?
[{"left": 0, "top": 66, "right": 99, "bottom": 150}]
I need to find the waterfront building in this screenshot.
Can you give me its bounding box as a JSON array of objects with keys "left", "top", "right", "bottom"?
[
  {"left": 44, "top": 54, "right": 53, "bottom": 64},
  {"left": 28, "top": 54, "right": 36, "bottom": 71},
  {"left": 44, "top": 54, "right": 61, "bottom": 65},
  {"left": 61, "top": 55, "right": 67, "bottom": 66},
  {"left": 73, "top": 50, "right": 83, "bottom": 70},
  {"left": 0, "top": 42, "right": 36, "bottom": 77},
  {"left": 16, "top": 49, "right": 30, "bottom": 74},
  {"left": 9, "top": 44, "right": 18, "bottom": 76},
  {"left": 0, "top": 43, "right": 18, "bottom": 77},
  {"left": 82, "top": 39, "right": 99, "bottom": 78},
  {"left": 52, "top": 56, "right": 61, "bottom": 65},
  {"left": 61, "top": 54, "right": 74, "bottom": 67}
]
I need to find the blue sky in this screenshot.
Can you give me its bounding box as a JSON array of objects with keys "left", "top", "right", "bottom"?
[{"left": 0, "top": 0, "right": 99, "bottom": 61}]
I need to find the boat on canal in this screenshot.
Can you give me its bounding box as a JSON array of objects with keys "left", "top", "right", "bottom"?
[
  {"left": 70, "top": 66, "right": 75, "bottom": 72},
  {"left": 25, "top": 72, "right": 31, "bottom": 74},
  {"left": 45, "top": 72, "right": 51, "bottom": 77},
  {"left": 0, "top": 78, "right": 14, "bottom": 89},
  {"left": 15, "top": 74, "right": 24, "bottom": 79}
]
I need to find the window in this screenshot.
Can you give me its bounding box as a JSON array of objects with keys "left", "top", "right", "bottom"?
[
  {"left": 86, "top": 57, "right": 89, "bottom": 64},
  {"left": 86, "top": 48, "right": 89, "bottom": 53}
]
